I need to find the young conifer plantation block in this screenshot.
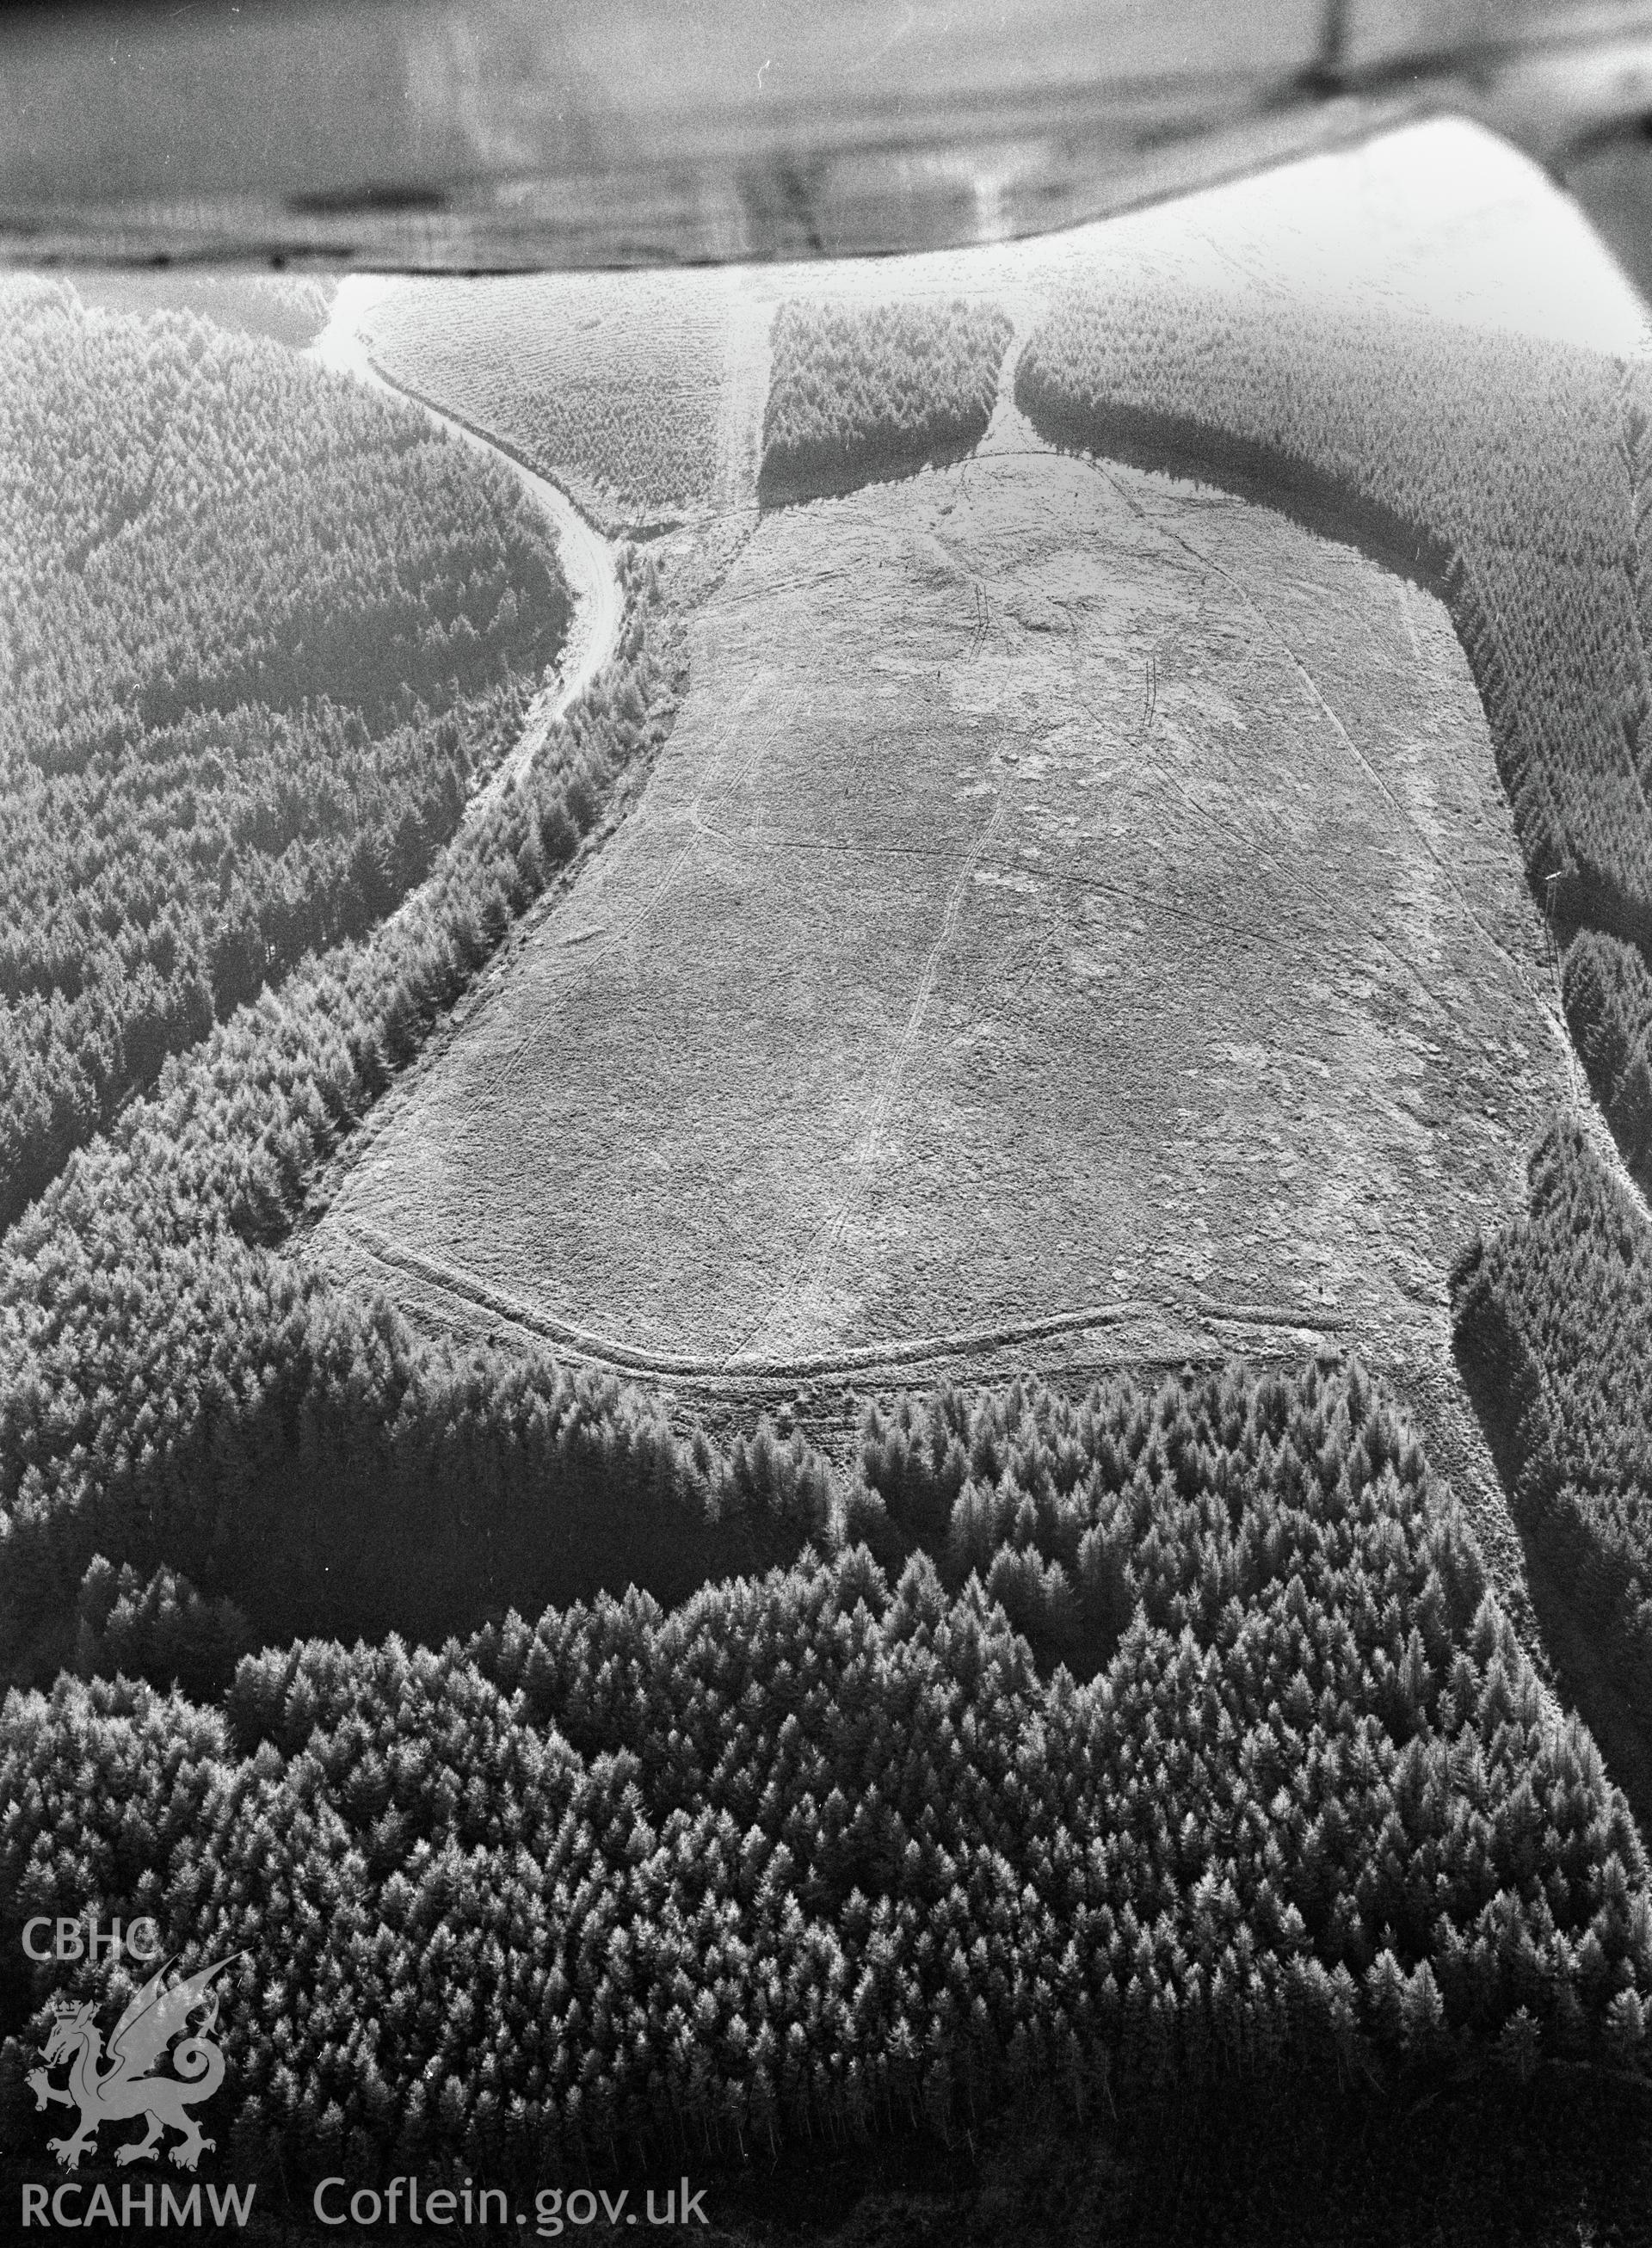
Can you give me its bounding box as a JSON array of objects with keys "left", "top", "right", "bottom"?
[
  {"left": 1017, "top": 280, "right": 1652, "bottom": 946},
  {"left": 759, "top": 299, "right": 1014, "bottom": 502}
]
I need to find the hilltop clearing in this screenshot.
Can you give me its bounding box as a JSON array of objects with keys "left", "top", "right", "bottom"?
[{"left": 319, "top": 433, "right": 1569, "bottom": 1613}]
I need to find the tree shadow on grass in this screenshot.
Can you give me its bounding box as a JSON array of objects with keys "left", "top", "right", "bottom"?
[{"left": 755, "top": 428, "right": 987, "bottom": 510}]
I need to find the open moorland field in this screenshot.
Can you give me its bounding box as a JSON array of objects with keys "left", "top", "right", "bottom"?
[{"left": 317, "top": 430, "right": 1568, "bottom": 1572}]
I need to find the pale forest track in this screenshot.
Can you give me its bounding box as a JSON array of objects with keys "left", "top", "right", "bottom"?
[{"left": 307, "top": 288, "right": 625, "bottom": 843}]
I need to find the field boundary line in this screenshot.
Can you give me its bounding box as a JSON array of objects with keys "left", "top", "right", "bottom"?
[
  {"left": 342, "top": 1219, "right": 1345, "bottom": 1380},
  {"left": 1396, "top": 576, "right": 1424, "bottom": 668}
]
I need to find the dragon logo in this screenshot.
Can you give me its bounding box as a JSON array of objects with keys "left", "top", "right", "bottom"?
[{"left": 26, "top": 1952, "right": 244, "bottom": 2172}]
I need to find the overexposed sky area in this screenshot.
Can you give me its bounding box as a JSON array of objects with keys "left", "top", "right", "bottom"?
[
  {"left": 1035, "top": 114, "right": 1652, "bottom": 356},
  {"left": 723, "top": 114, "right": 1652, "bottom": 358}
]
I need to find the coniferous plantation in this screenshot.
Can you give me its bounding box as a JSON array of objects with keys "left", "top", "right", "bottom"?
[
  {"left": 1563, "top": 926, "right": 1652, "bottom": 1176},
  {"left": 1453, "top": 1128, "right": 1652, "bottom": 1736},
  {"left": 0, "top": 280, "right": 568, "bottom": 1231},
  {"left": 13, "top": 230, "right": 1652, "bottom": 2244},
  {"left": 0, "top": 535, "right": 681, "bottom": 1685},
  {"left": 362, "top": 273, "right": 734, "bottom": 522},
  {"left": 759, "top": 301, "right": 1014, "bottom": 504},
  {"left": 6, "top": 1359, "right": 1652, "bottom": 2208}
]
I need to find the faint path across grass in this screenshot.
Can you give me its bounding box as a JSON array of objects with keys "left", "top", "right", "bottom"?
[{"left": 737, "top": 798, "right": 1011, "bottom": 1363}]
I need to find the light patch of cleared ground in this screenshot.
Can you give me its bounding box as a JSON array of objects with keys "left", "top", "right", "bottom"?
[
  {"left": 306, "top": 116, "right": 1646, "bottom": 1635},
  {"left": 317, "top": 438, "right": 1572, "bottom": 1419}
]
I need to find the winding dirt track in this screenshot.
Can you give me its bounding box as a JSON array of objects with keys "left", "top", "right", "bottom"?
[{"left": 307, "top": 289, "right": 624, "bottom": 830}]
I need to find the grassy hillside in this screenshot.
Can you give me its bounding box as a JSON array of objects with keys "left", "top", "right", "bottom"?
[{"left": 323, "top": 440, "right": 1562, "bottom": 1446}]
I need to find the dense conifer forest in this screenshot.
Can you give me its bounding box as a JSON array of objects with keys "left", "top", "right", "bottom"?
[
  {"left": 6, "top": 1358, "right": 1649, "bottom": 2200},
  {"left": 760, "top": 301, "right": 1014, "bottom": 504},
  {"left": 1453, "top": 1124, "right": 1652, "bottom": 1730},
  {"left": 0, "top": 545, "right": 689, "bottom": 1687},
  {"left": 0, "top": 281, "right": 568, "bottom": 1231},
  {"left": 363, "top": 273, "right": 732, "bottom": 519},
  {"left": 67, "top": 271, "right": 332, "bottom": 351},
  {"left": 1562, "top": 925, "right": 1652, "bottom": 1177}
]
